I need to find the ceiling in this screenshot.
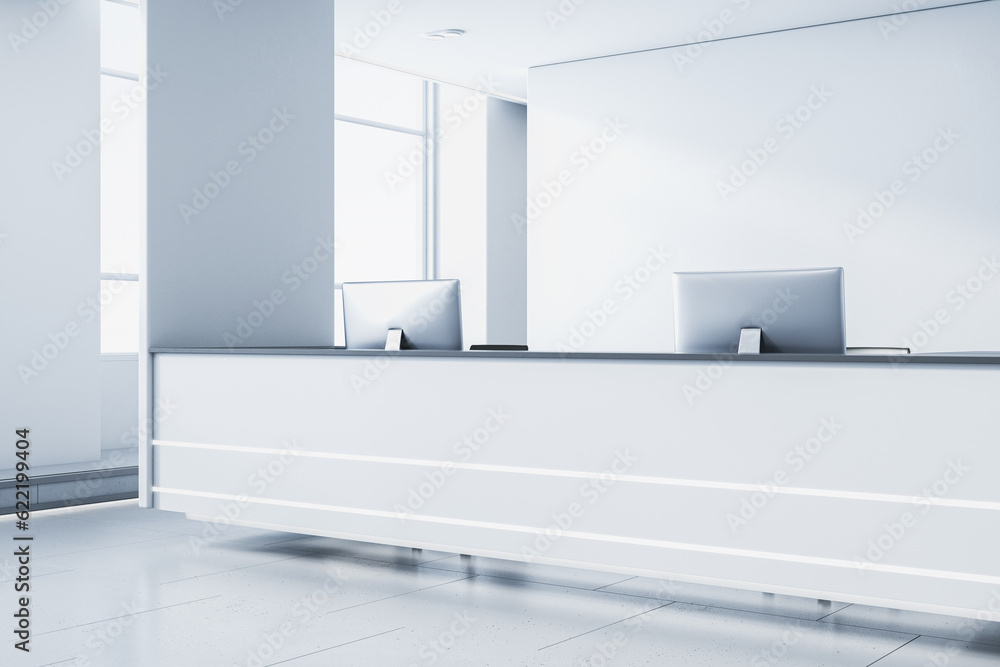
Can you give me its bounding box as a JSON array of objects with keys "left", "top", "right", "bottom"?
[{"left": 333, "top": 0, "right": 972, "bottom": 102}]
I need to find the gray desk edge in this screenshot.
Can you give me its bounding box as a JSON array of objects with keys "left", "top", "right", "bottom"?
[{"left": 148, "top": 348, "right": 1000, "bottom": 366}]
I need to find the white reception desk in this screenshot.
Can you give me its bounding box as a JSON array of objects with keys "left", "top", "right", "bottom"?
[{"left": 146, "top": 349, "right": 1000, "bottom": 621}]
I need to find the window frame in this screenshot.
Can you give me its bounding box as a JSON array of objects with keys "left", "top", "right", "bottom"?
[{"left": 99, "top": 0, "right": 141, "bottom": 357}]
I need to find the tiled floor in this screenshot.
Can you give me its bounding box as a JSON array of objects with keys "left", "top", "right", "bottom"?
[{"left": 4, "top": 500, "right": 1000, "bottom": 666}]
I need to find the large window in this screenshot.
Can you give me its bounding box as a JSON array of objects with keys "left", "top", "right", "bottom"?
[
  {"left": 333, "top": 57, "right": 434, "bottom": 345},
  {"left": 100, "top": 0, "right": 141, "bottom": 354}
]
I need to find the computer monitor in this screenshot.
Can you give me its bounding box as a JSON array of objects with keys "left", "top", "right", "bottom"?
[
  {"left": 342, "top": 279, "right": 463, "bottom": 351},
  {"left": 673, "top": 268, "right": 846, "bottom": 354}
]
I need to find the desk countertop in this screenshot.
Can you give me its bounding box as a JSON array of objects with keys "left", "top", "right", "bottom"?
[{"left": 148, "top": 347, "right": 1000, "bottom": 366}]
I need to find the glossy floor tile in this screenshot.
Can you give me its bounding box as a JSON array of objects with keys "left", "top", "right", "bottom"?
[
  {"left": 3, "top": 500, "right": 996, "bottom": 667},
  {"left": 39, "top": 532, "right": 308, "bottom": 586},
  {"left": 319, "top": 573, "right": 669, "bottom": 666},
  {"left": 599, "top": 575, "right": 852, "bottom": 621},
  {"left": 534, "top": 601, "right": 913, "bottom": 667},
  {"left": 821, "top": 603, "right": 1000, "bottom": 647},
  {"left": 871, "top": 636, "right": 1000, "bottom": 666},
  {"left": 12, "top": 513, "right": 175, "bottom": 558},
  {"left": 31, "top": 567, "right": 218, "bottom": 636}
]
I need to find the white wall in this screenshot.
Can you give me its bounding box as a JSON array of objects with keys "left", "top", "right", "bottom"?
[
  {"left": 146, "top": 0, "right": 337, "bottom": 349},
  {"left": 439, "top": 84, "right": 489, "bottom": 347},
  {"left": 0, "top": 0, "right": 101, "bottom": 467},
  {"left": 527, "top": 1, "right": 1000, "bottom": 354},
  {"left": 439, "top": 90, "right": 528, "bottom": 347}
]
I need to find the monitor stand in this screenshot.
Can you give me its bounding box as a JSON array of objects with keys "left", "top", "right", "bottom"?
[
  {"left": 384, "top": 328, "right": 404, "bottom": 351},
  {"left": 738, "top": 327, "right": 762, "bottom": 354}
]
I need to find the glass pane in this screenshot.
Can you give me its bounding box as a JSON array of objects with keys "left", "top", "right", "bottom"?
[
  {"left": 436, "top": 82, "right": 490, "bottom": 347},
  {"left": 101, "top": 74, "right": 144, "bottom": 275},
  {"left": 334, "top": 121, "right": 423, "bottom": 283},
  {"left": 335, "top": 57, "right": 423, "bottom": 130},
  {"left": 100, "top": 280, "right": 140, "bottom": 354},
  {"left": 101, "top": 1, "right": 140, "bottom": 74}
]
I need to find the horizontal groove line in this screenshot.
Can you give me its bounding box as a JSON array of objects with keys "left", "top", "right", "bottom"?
[
  {"left": 151, "top": 486, "right": 1000, "bottom": 586},
  {"left": 151, "top": 439, "right": 1000, "bottom": 511}
]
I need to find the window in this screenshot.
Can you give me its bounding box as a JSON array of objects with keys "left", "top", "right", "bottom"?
[
  {"left": 334, "top": 120, "right": 423, "bottom": 283},
  {"left": 100, "top": 0, "right": 141, "bottom": 354},
  {"left": 333, "top": 57, "right": 431, "bottom": 345},
  {"left": 331, "top": 58, "right": 502, "bottom": 348}
]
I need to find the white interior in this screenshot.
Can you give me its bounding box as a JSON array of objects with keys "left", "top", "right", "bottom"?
[
  {"left": 527, "top": 1, "right": 1000, "bottom": 353},
  {"left": 6, "top": 0, "right": 1000, "bottom": 634}
]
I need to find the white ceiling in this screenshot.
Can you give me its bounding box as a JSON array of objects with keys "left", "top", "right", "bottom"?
[{"left": 333, "top": 0, "right": 972, "bottom": 102}]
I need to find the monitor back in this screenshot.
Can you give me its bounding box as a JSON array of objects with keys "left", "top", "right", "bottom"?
[
  {"left": 342, "top": 279, "right": 463, "bottom": 350},
  {"left": 673, "top": 268, "right": 845, "bottom": 354}
]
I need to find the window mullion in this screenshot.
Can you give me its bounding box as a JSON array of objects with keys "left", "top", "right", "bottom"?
[{"left": 423, "top": 81, "right": 440, "bottom": 280}]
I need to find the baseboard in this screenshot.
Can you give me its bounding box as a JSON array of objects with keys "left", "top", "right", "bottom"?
[{"left": 0, "top": 466, "right": 139, "bottom": 515}]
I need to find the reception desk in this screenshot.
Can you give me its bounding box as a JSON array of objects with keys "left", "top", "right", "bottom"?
[{"left": 146, "top": 349, "right": 1000, "bottom": 621}]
